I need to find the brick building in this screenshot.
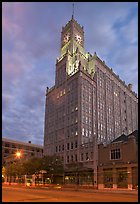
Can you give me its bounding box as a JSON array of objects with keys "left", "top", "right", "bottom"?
[
  {"left": 44, "top": 16, "right": 138, "bottom": 186},
  {"left": 98, "top": 130, "right": 138, "bottom": 189}
]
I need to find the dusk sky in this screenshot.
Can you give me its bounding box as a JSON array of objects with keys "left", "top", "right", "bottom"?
[{"left": 2, "top": 2, "right": 138, "bottom": 145}]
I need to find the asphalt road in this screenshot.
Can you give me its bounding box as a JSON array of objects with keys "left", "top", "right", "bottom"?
[{"left": 2, "top": 185, "right": 138, "bottom": 202}]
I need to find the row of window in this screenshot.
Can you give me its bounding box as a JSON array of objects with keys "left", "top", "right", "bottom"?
[
  {"left": 66, "top": 152, "right": 91, "bottom": 163},
  {"left": 56, "top": 141, "right": 78, "bottom": 152},
  {"left": 3, "top": 149, "right": 43, "bottom": 154},
  {"left": 3, "top": 144, "right": 43, "bottom": 153}
]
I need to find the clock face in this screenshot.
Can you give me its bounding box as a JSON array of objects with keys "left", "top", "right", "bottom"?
[
  {"left": 75, "top": 34, "right": 82, "bottom": 44},
  {"left": 63, "top": 33, "right": 70, "bottom": 43}
]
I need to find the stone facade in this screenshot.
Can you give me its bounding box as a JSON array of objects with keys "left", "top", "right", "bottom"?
[{"left": 44, "top": 16, "right": 138, "bottom": 186}]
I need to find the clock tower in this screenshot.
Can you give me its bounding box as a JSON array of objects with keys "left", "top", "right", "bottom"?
[
  {"left": 60, "top": 15, "right": 85, "bottom": 57},
  {"left": 55, "top": 15, "right": 95, "bottom": 81}
]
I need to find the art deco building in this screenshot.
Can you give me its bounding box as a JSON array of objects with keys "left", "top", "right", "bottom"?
[{"left": 44, "top": 16, "right": 138, "bottom": 185}]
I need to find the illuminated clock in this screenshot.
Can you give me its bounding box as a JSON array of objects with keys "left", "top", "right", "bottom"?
[
  {"left": 63, "top": 33, "right": 70, "bottom": 43},
  {"left": 75, "top": 34, "right": 82, "bottom": 44}
]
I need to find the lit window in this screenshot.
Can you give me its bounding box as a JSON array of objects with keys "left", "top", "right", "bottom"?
[
  {"left": 82, "top": 128, "right": 84, "bottom": 135},
  {"left": 114, "top": 91, "right": 118, "bottom": 96},
  {"left": 101, "top": 124, "right": 103, "bottom": 130}
]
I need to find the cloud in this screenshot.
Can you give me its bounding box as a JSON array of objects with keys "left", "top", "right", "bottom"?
[
  {"left": 2, "top": 2, "right": 138, "bottom": 145},
  {"left": 120, "top": 17, "right": 138, "bottom": 44}
]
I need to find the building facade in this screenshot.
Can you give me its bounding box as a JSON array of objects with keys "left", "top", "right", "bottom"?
[
  {"left": 44, "top": 16, "right": 138, "bottom": 186},
  {"left": 2, "top": 137, "right": 43, "bottom": 165},
  {"left": 98, "top": 130, "right": 138, "bottom": 189}
]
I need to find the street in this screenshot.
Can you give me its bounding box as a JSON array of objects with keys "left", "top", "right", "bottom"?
[{"left": 2, "top": 185, "right": 138, "bottom": 202}]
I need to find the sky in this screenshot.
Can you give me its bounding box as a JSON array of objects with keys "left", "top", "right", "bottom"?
[{"left": 2, "top": 2, "right": 138, "bottom": 145}]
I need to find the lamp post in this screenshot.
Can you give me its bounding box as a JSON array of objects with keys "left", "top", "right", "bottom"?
[{"left": 15, "top": 151, "right": 23, "bottom": 184}]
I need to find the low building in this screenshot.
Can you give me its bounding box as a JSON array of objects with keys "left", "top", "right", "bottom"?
[
  {"left": 98, "top": 130, "right": 138, "bottom": 190},
  {"left": 2, "top": 137, "right": 43, "bottom": 166}
]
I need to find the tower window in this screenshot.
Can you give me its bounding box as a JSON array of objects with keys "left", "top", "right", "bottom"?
[
  {"left": 71, "top": 142, "right": 73, "bottom": 149},
  {"left": 81, "top": 153, "right": 84, "bottom": 161},
  {"left": 62, "top": 144, "right": 64, "bottom": 151},
  {"left": 86, "top": 152, "right": 89, "bottom": 160},
  {"left": 75, "top": 141, "right": 77, "bottom": 148},
  {"left": 71, "top": 155, "right": 73, "bottom": 162},
  {"left": 67, "top": 143, "right": 69, "bottom": 150},
  {"left": 67, "top": 156, "right": 69, "bottom": 163}
]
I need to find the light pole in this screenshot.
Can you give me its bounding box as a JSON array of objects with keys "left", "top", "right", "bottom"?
[{"left": 15, "top": 151, "right": 22, "bottom": 184}]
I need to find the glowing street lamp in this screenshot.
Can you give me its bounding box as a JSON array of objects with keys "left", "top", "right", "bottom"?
[{"left": 15, "top": 151, "right": 22, "bottom": 159}]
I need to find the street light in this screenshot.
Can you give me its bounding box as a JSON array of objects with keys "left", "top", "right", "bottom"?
[{"left": 15, "top": 151, "right": 22, "bottom": 159}]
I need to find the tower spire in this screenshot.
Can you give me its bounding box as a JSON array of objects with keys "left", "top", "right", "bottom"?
[{"left": 72, "top": 3, "right": 74, "bottom": 18}]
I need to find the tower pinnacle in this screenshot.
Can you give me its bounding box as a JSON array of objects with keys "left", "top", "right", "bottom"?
[{"left": 72, "top": 3, "right": 74, "bottom": 19}]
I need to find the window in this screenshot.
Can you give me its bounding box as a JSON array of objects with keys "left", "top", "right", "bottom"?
[
  {"left": 71, "top": 155, "right": 73, "bottom": 162},
  {"left": 110, "top": 149, "right": 121, "bottom": 160},
  {"left": 67, "top": 143, "right": 69, "bottom": 150},
  {"left": 5, "top": 149, "right": 9, "bottom": 154},
  {"left": 81, "top": 153, "right": 83, "bottom": 161},
  {"left": 5, "top": 143, "right": 10, "bottom": 147},
  {"left": 12, "top": 144, "right": 16, "bottom": 148},
  {"left": 75, "top": 141, "right": 77, "bottom": 148},
  {"left": 86, "top": 152, "right": 89, "bottom": 160},
  {"left": 67, "top": 155, "right": 69, "bottom": 163},
  {"left": 71, "top": 142, "right": 73, "bottom": 149},
  {"left": 62, "top": 144, "right": 64, "bottom": 151}
]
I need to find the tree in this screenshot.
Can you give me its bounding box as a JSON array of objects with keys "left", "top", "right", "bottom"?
[
  {"left": 41, "top": 155, "right": 64, "bottom": 174},
  {"left": 22, "top": 157, "right": 43, "bottom": 175},
  {"left": 5, "top": 155, "right": 64, "bottom": 184}
]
